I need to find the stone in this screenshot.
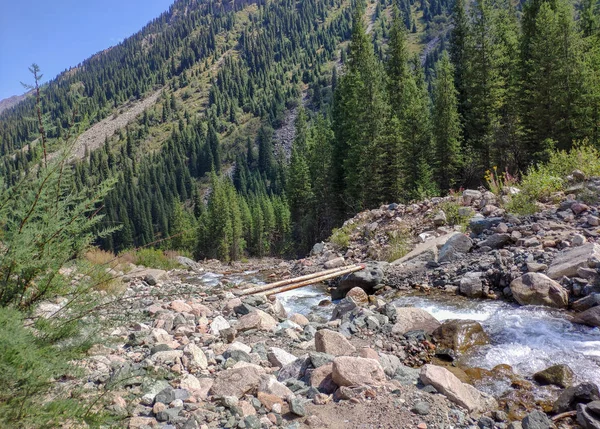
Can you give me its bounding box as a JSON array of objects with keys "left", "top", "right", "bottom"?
[
  {"left": 289, "top": 398, "right": 306, "bottom": 416},
  {"left": 469, "top": 217, "right": 503, "bottom": 234},
  {"left": 578, "top": 402, "right": 600, "bottom": 429},
  {"left": 573, "top": 234, "right": 587, "bottom": 246},
  {"left": 412, "top": 401, "right": 430, "bottom": 416},
  {"left": 210, "top": 366, "right": 265, "bottom": 398},
  {"left": 258, "top": 374, "right": 294, "bottom": 399},
  {"left": 459, "top": 272, "right": 484, "bottom": 298},
  {"left": 170, "top": 300, "right": 192, "bottom": 313},
  {"left": 547, "top": 243, "right": 600, "bottom": 279},
  {"left": 333, "top": 262, "right": 388, "bottom": 299},
  {"left": 277, "top": 355, "right": 311, "bottom": 382},
  {"left": 151, "top": 350, "right": 183, "bottom": 364},
  {"left": 391, "top": 307, "right": 441, "bottom": 335},
  {"left": 289, "top": 313, "right": 309, "bottom": 326},
  {"left": 392, "top": 364, "right": 421, "bottom": 386},
  {"left": 434, "top": 210, "right": 447, "bottom": 226},
  {"left": 267, "top": 347, "right": 297, "bottom": 368},
  {"left": 533, "top": 364, "right": 574, "bottom": 388},
  {"left": 589, "top": 216, "right": 600, "bottom": 226},
  {"left": 129, "top": 417, "right": 157, "bottom": 428},
  {"left": 572, "top": 203, "right": 590, "bottom": 215},
  {"left": 378, "top": 353, "right": 402, "bottom": 377},
  {"left": 438, "top": 234, "right": 473, "bottom": 263},
  {"left": 183, "top": 344, "right": 208, "bottom": 370},
  {"left": 419, "top": 364, "right": 497, "bottom": 414},
  {"left": 432, "top": 320, "right": 489, "bottom": 354},
  {"left": 332, "top": 356, "right": 386, "bottom": 387},
  {"left": 573, "top": 306, "right": 600, "bottom": 327},
  {"left": 553, "top": 382, "right": 600, "bottom": 413},
  {"left": 180, "top": 374, "right": 202, "bottom": 390},
  {"left": 346, "top": 287, "right": 369, "bottom": 305},
  {"left": 478, "top": 233, "right": 512, "bottom": 249},
  {"left": 463, "top": 189, "right": 483, "bottom": 205},
  {"left": 257, "top": 392, "right": 284, "bottom": 411},
  {"left": 526, "top": 262, "right": 548, "bottom": 273},
  {"left": 309, "top": 363, "right": 337, "bottom": 394},
  {"left": 510, "top": 273, "right": 569, "bottom": 308},
  {"left": 236, "top": 310, "right": 277, "bottom": 332},
  {"left": 314, "top": 329, "right": 356, "bottom": 356},
  {"left": 324, "top": 257, "right": 345, "bottom": 269},
  {"left": 521, "top": 410, "right": 551, "bottom": 429},
  {"left": 210, "top": 316, "right": 231, "bottom": 336},
  {"left": 311, "top": 242, "right": 325, "bottom": 256},
  {"left": 573, "top": 294, "right": 600, "bottom": 312}
]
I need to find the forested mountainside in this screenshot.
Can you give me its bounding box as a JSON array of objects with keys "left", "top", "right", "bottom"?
[{"left": 1, "top": 0, "right": 599, "bottom": 259}]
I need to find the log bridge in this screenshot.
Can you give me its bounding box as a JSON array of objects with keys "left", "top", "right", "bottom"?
[{"left": 237, "top": 264, "right": 365, "bottom": 296}]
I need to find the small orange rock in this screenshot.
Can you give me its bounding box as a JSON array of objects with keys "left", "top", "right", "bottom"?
[{"left": 417, "top": 423, "right": 427, "bottom": 429}]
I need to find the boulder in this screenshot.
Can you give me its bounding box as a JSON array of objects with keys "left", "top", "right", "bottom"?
[
  {"left": 510, "top": 273, "right": 569, "bottom": 308},
  {"left": 432, "top": 319, "right": 489, "bottom": 354},
  {"left": 438, "top": 234, "right": 474, "bottom": 263},
  {"left": 257, "top": 374, "right": 294, "bottom": 399},
  {"left": 553, "top": 382, "right": 600, "bottom": 413},
  {"left": 277, "top": 354, "right": 311, "bottom": 382},
  {"left": 180, "top": 374, "right": 202, "bottom": 390},
  {"left": 547, "top": 243, "right": 600, "bottom": 280},
  {"left": 463, "top": 189, "right": 483, "bottom": 205},
  {"left": 420, "top": 364, "right": 497, "bottom": 414},
  {"left": 183, "top": 344, "right": 208, "bottom": 369},
  {"left": 309, "top": 363, "right": 337, "bottom": 393},
  {"left": 289, "top": 313, "right": 309, "bottom": 326},
  {"left": 267, "top": 347, "right": 297, "bottom": 367},
  {"left": 129, "top": 268, "right": 168, "bottom": 285},
  {"left": 331, "top": 356, "right": 386, "bottom": 387},
  {"left": 210, "top": 316, "right": 231, "bottom": 336},
  {"left": 469, "top": 217, "right": 503, "bottom": 234},
  {"left": 333, "top": 262, "right": 387, "bottom": 299},
  {"left": 393, "top": 232, "right": 460, "bottom": 266},
  {"left": 478, "top": 233, "right": 512, "bottom": 249},
  {"left": 210, "top": 366, "right": 265, "bottom": 398},
  {"left": 324, "top": 257, "right": 345, "bottom": 269},
  {"left": 391, "top": 307, "right": 441, "bottom": 335},
  {"left": 533, "top": 364, "right": 574, "bottom": 388},
  {"left": 314, "top": 329, "right": 356, "bottom": 356},
  {"left": 578, "top": 402, "right": 600, "bottom": 429},
  {"left": 459, "top": 272, "right": 484, "bottom": 298},
  {"left": 235, "top": 310, "right": 277, "bottom": 332},
  {"left": 521, "top": 410, "right": 551, "bottom": 429},
  {"left": 346, "top": 287, "right": 369, "bottom": 305},
  {"left": 573, "top": 306, "right": 600, "bottom": 328},
  {"left": 572, "top": 293, "right": 600, "bottom": 313}
]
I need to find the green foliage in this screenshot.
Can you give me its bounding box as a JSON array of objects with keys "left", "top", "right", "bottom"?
[
  {"left": 438, "top": 200, "right": 471, "bottom": 231},
  {"left": 330, "top": 224, "right": 353, "bottom": 249},
  {"left": 382, "top": 231, "right": 412, "bottom": 262},
  {"left": 129, "top": 248, "right": 183, "bottom": 270}
]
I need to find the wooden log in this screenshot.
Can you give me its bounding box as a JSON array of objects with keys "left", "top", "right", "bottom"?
[
  {"left": 238, "top": 264, "right": 364, "bottom": 296},
  {"left": 551, "top": 410, "right": 577, "bottom": 422}
]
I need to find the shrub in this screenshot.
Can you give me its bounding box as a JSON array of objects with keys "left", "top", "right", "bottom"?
[
  {"left": 382, "top": 231, "right": 411, "bottom": 262},
  {"left": 124, "top": 248, "right": 182, "bottom": 270},
  {"left": 330, "top": 224, "right": 352, "bottom": 249},
  {"left": 438, "top": 200, "right": 470, "bottom": 231}
]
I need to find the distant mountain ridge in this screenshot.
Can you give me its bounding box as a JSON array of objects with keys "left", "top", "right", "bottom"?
[{"left": 0, "top": 91, "right": 31, "bottom": 115}]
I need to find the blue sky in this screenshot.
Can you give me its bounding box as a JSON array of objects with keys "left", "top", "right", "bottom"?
[{"left": 0, "top": 0, "right": 174, "bottom": 100}]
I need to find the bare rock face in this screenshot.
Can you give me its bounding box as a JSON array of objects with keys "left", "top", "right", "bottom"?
[
  {"left": 235, "top": 310, "right": 277, "bottom": 332},
  {"left": 314, "top": 329, "right": 356, "bottom": 356},
  {"left": 391, "top": 307, "right": 441, "bottom": 335},
  {"left": 547, "top": 243, "right": 600, "bottom": 279},
  {"left": 510, "top": 273, "right": 569, "bottom": 308},
  {"left": 420, "top": 364, "right": 497, "bottom": 414},
  {"left": 331, "top": 356, "right": 386, "bottom": 387},
  {"left": 432, "top": 319, "right": 490, "bottom": 354},
  {"left": 210, "top": 366, "right": 265, "bottom": 398}
]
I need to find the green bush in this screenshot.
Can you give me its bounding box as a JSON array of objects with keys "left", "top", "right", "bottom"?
[
  {"left": 330, "top": 224, "right": 352, "bottom": 249},
  {"left": 382, "top": 232, "right": 411, "bottom": 262},
  {"left": 438, "top": 200, "right": 470, "bottom": 231},
  {"left": 128, "top": 248, "right": 183, "bottom": 270}
]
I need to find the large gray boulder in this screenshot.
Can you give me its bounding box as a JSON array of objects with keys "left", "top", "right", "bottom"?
[
  {"left": 547, "top": 243, "right": 600, "bottom": 280},
  {"left": 573, "top": 306, "right": 600, "bottom": 328},
  {"left": 509, "top": 273, "right": 569, "bottom": 308},
  {"left": 459, "top": 272, "right": 484, "bottom": 298},
  {"left": 438, "top": 234, "right": 473, "bottom": 263},
  {"left": 331, "top": 356, "right": 386, "bottom": 387},
  {"left": 332, "top": 262, "right": 388, "bottom": 300},
  {"left": 314, "top": 329, "right": 356, "bottom": 356},
  {"left": 210, "top": 366, "right": 265, "bottom": 398},
  {"left": 391, "top": 307, "right": 441, "bottom": 335}
]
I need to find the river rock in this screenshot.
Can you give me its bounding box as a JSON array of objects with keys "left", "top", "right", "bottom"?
[
  {"left": 573, "top": 306, "right": 600, "bottom": 327},
  {"left": 553, "top": 382, "right": 600, "bottom": 413},
  {"left": 333, "top": 262, "right": 387, "bottom": 299},
  {"left": 277, "top": 354, "right": 311, "bottom": 382},
  {"left": 459, "top": 272, "right": 484, "bottom": 298},
  {"left": 578, "top": 402, "right": 600, "bottom": 429},
  {"left": 547, "top": 243, "right": 600, "bottom": 280},
  {"left": 331, "top": 356, "right": 386, "bottom": 387},
  {"left": 521, "top": 410, "right": 551, "bottom": 429},
  {"left": 509, "top": 273, "right": 569, "bottom": 308},
  {"left": 258, "top": 374, "right": 294, "bottom": 399},
  {"left": 419, "top": 364, "right": 497, "bottom": 414},
  {"left": 236, "top": 310, "right": 277, "bottom": 332},
  {"left": 267, "top": 347, "right": 297, "bottom": 367},
  {"left": 432, "top": 320, "right": 490, "bottom": 354},
  {"left": 478, "top": 233, "right": 512, "bottom": 249},
  {"left": 314, "top": 329, "right": 356, "bottom": 356},
  {"left": 573, "top": 294, "right": 600, "bottom": 312},
  {"left": 210, "top": 316, "right": 231, "bottom": 336},
  {"left": 391, "top": 307, "right": 441, "bottom": 335},
  {"left": 346, "top": 287, "right": 369, "bottom": 305},
  {"left": 463, "top": 189, "right": 482, "bottom": 205},
  {"left": 438, "top": 234, "right": 473, "bottom": 263},
  {"left": 210, "top": 366, "right": 265, "bottom": 398},
  {"left": 324, "top": 256, "right": 345, "bottom": 269},
  {"left": 289, "top": 313, "right": 309, "bottom": 326},
  {"left": 533, "top": 364, "right": 574, "bottom": 388},
  {"left": 183, "top": 344, "right": 208, "bottom": 370}
]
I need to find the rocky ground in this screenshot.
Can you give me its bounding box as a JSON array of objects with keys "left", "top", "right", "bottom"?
[{"left": 45, "top": 172, "right": 600, "bottom": 429}]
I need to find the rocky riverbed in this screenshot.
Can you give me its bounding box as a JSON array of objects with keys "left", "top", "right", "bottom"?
[{"left": 43, "top": 174, "right": 600, "bottom": 429}]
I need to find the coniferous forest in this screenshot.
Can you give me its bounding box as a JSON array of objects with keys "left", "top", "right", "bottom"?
[{"left": 1, "top": 0, "right": 599, "bottom": 259}]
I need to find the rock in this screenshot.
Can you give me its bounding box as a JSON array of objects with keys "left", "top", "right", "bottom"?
[
  {"left": 267, "top": 347, "right": 297, "bottom": 367},
  {"left": 180, "top": 374, "right": 202, "bottom": 390},
  {"left": 289, "top": 398, "right": 306, "bottom": 416},
  {"left": 392, "top": 365, "right": 421, "bottom": 386},
  {"left": 309, "top": 363, "right": 337, "bottom": 394},
  {"left": 459, "top": 272, "right": 484, "bottom": 298},
  {"left": 573, "top": 234, "right": 587, "bottom": 246},
  {"left": 521, "top": 410, "right": 551, "bottom": 429},
  {"left": 533, "top": 364, "right": 574, "bottom": 388},
  {"left": 210, "top": 366, "right": 265, "bottom": 398},
  {"left": 438, "top": 234, "right": 473, "bottom": 263},
  {"left": 324, "top": 257, "right": 345, "bottom": 269},
  {"left": 589, "top": 216, "right": 600, "bottom": 226},
  {"left": 573, "top": 294, "right": 600, "bottom": 312},
  {"left": 257, "top": 392, "right": 284, "bottom": 411},
  {"left": 547, "top": 243, "right": 600, "bottom": 280},
  {"left": 210, "top": 316, "right": 231, "bottom": 336},
  {"left": 310, "top": 352, "right": 334, "bottom": 368},
  {"left": 463, "top": 190, "right": 483, "bottom": 205},
  {"left": 277, "top": 355, "right": 311, "bottom": 382},
  {"left": 258, "top": 374, "right": 294, "bottom": 399},
  {"left": 573, "top": 306, "right": 600, "bottom": 327},
  {"left": 170, "top": 300, "right": 192, "bottom": 313},
  {"left": 236, "top": 310, "right": 277, "bottom": 332},
  {"left": 314, "top": 329, "right": 356, "bottom": 356},
  {"left": 434, "top": 210, "right": 447, "bottom": 226},
  {"left": 151, "top": 350, "right": 183, "bottom": 364},
  {"left": 419, "top": 364, "right": 497, "bottom": 414},
  {"left": 129, "top": 267, "right": 168, "bottom": 284},
  {"left": 333, "top": 262, "right": 388, "bottom": 299},
  {"left": 469, "top": 217, "right": 503, "bottom": 234},
  {"left": 578, "top": 402, "right": 600, "bottom": 429},
  {"left": 391, "top": 307, "right": 441, "bottom": 335},
  {"left": 311, "top": 242, "right": 325, "bottom": 256},
  {"left": 509, "top": 273, "right": 569, "bottom": 308},
  {"left": 572, "top": 203, "right": 591, "bottom": 215},
  {"left": 553, "top": 382, "right": 600, "bottom": 413},
  {"left": 289, "top": 313, "right": 309, "bottom": 326},
  {"left": 183, "top": 344, "right": 208, "bottom": 369},
  {"left": 432, "top": 320, "right": 489, "bottom": 354},
  {"left": 478, "top": 233, "right": 512, "bottom": 249},
  {"left": 526, "top": 262, "right": 548, "bottom": 273},
  {"left": 346, "top": 287, "right": 369, "bottom": 305},
  {"left": 412, "top": 401, "right": 431, "bottom": 416},
  {"left": 378, "top": 353, "right": 402, "bottom": 377},
  {"left": 331, "top": 356, "right": 386, "bottom": 387}
]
